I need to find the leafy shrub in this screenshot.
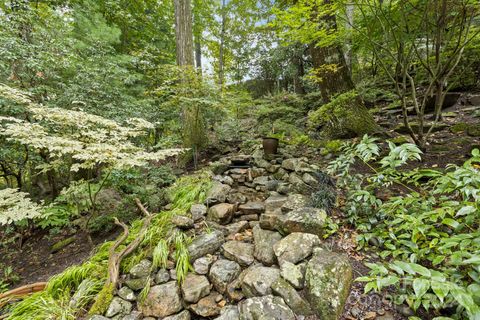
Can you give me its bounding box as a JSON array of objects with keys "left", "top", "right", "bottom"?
[{"left": 328, "top": 137, "right": 480, "bottom": 318}]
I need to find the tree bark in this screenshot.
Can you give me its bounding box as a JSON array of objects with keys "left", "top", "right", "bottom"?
[
  {"left": 218, "top": 0, "right": 227, "bottom": 87},
  {"left": 174, "top": 0, "right": 194, "bottom": 66},
  {"left": 195, "top": 40, "right": 202, "bottom": 71}
]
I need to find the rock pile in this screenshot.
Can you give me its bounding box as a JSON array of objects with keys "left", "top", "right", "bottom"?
[{"left": 92, "top": 149, "right": 352, "bottom": 320}]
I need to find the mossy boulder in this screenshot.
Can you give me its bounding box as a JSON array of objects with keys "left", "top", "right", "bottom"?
[
  {"left": 305, "top": 247, "right": 353, "bottom": 320},
  {"left": 467, "top": 124, "right": 480, "bottom": 137},
  {"left": 308, "top": 90, "right": 378, "bottom": 139},
  {"left": 450, "top": 122, "right": 469, "bottom": 133}
]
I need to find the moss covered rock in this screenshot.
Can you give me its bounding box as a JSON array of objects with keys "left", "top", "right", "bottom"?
[
  {"left": 467, "top": 124, "right": 480, "bottom": 137},
  {"left": 305, "top": 247, "right": 352, "bottom": 320},
  {"left": 308, "top": 90, "right": 378, "bottom": 138}
]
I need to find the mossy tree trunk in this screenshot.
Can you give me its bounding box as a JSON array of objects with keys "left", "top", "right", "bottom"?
[{"left": 174, "top": 0, "right": 194, "bottom": 67}]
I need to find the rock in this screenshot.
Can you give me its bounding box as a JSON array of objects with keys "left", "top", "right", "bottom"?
[
  {"left": 222, "top": 241, "right": 254, "bottom": 267},
  {"left": 254, "top": 158, "right": 271, "bottom": 169},
  {"left": 170, "top": 269, "right": 177, "bottom": 280},
  {"left": 129, "top": 259, "right": 152, "bottom": 278},
  {"left": 273, "top": 233, "right": 321, "bottom": 265},
  {"left": 124, "top": 277, "right": 149, "bottom": 291},
  {"left": 215, "top": 305, "right": 239, "bottom": 320},
  {"left": 250, "top": 167, "right": 266, "bottom": 178},
  {"left": 280, "top": 261, "right": 305, "bottom": 289},
  {"left": 105, "top": 297, "right": 132, "bottom": 317},
  {"left": 191, "top": 204, "right": 207, "bottom": 221},
  {"left": 118, "top": 287, "right": 136, "bottom": 301},
  {"left": 120, "top": 311, "right": 142, "bottom": 320},
  {"left": 281, "top": 194, "right": 308, "bottom": 213},
  {"left": 226, "top": 277, "right": 244, "bottom": 301},
  {"left": 238, "top": 202, "right": 265, "bottom": 215},
  {"left": 241, "top": 266, "right": 280, "bottom": 297},
  {"left": 189, "top": 292, "right": 222, "bottom": 317},
  {"left": 289, "top": 172, "right": 310, "bottom": 193},
  {"left": 138, "top": 282, "right": 183, "bottom": 318},
  {"left": 209, "top": 259, "right": 241, "bottom": 293},
  {"left": 188, "top": 230, "right": 225, "bottom": 261},
  {"left": 208, "top": 203, "right": 235, "bottom": 225},
  {"left": 252, "top": 175, "right": 270, "bottom": 186},
  {"left": 225, "top": 221, "right": 249, "bottom": 235},
  {"left": 277, "top": 184, "right": 290, "bottom": 195},
  {"left": 89, "top": 316, "right": 109, "bottom": 320},
  {"left": 163, "top": 310, "right": 191, "bottom": 320},
  {"left": 281, "top": 158, "right": 300, "bottom": 171},
  {"left": 252, "top": 226, "right": 282, "bottom": 266},
  {"left": 193, "top": 255, "right": 216, "bottom": 275},
  {"left": 181, "top": 273, "right": 211, "bottom": 303},
  {"left": 271, "top": 277, "right": 312, "bottom": 315},
  {"left": 206, "top": 182, "right": 231, "bottom": 204},
  {"left": 302, "top": 173, "right": 318, "bottom": 186},
  {"left": 227, "top": 193, "right": 248, "bottom": 204},
  {"left": 280, "top": 207, "right": 327, "bottom": 236},
  {"left": 259, "top": 212, "right": 282, "bottom": 231},
  {"left": 235, "top": 214, "right": 258, "bottom": 222},
  {"left": 238, "top": 295, "right": 295, "bottom": 320},
  {"left": 305, "top": 248, "right": 353, "bottom": 320},
  {"left": 214, "top": 175, "right": 234, "bottom": 186},
  {"left": 265, "top": 180, "right": 279, "bottom": 191},
  {"left": 155, "top": 268, "right": 170, "bottom": 284},
  {"left": 172, "top": 215, "right": 194, "bottom": 229}
]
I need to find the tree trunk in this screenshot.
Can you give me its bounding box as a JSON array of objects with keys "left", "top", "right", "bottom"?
[
  {"left": 293, "top": 46, "right": 306, "bottom": 94},
  {"left": 218, "top": 0, "right": 226, "bottom": 87},
  {"left": 174, "top": 0, "right": 194, "bottom": 67},
  {"left": 195, "top": 40, "right": 202, "bottom": 71}
]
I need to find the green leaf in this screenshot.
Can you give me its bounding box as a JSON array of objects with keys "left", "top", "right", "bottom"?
[
  {"left": 431, "top": 280, "right": 449, "bottom": 302},
  {"left": 413, "top": 278, "right": 430, "bottom": 298},
  {"left": 451, "top": 288, "right": 477, "bottom": 313},
  {"left": 364, "top": 281, "right": 376, "bottom": 293},
  {"left": 442, "top": 218, "right": 460, "bottom": 229},
  {"left": 409, "top": 263, "right": 432, "bottom": 277},
  {"left": 456, "top": 206, "right": 476, "bottom": 217}
]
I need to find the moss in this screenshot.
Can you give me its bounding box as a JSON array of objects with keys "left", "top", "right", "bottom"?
[
  {"left": 390, "top": 135, "right": 410, "bottom": 145},
  {"left": 50, "top": 236, "right": 75, "bottom": 253},
  {"left": 308, "top": 90, "right": 378, "bottom": 139},
  {"left": 88, "top": 283, "right": 114, "bottom": 316},
  {"left": 320, "top": 139, "right": 343, "bottom": 155},
  {"left": 467, "top": 124, "right": 480, "bottom": 137},
  {"left": 450, "top": 122, "right": 469, "bottom": 133}
]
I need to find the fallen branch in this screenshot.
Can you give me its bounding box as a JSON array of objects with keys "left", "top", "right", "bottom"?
[{"left": 0, "top": 282, "right": 47, "bottom": 300}]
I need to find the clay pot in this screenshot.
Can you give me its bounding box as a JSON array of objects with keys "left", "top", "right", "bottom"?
[{"left": 262, "top": 137, "right": 279, "bottom": 155}]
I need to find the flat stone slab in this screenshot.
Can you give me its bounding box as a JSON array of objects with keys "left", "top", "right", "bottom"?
[
  {"left": 222, "top": 241, "right": 254, "bottom": 267},
  {"left": 188, "top": 230, "right": 225, "bottom": 261}
]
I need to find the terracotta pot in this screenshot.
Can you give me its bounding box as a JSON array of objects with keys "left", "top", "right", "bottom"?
[{"left": 262, "top": 137, "right": 279, "bottom": 155}]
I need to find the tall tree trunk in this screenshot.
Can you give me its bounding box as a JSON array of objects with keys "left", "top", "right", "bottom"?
[
  {"left": 174, "top": 0, "right": 194, "bottom": 66},
  {"left": 218, "top": 0, "right": 226, "bottom": 87},
  {"left": 195, "top": 40, "right": 202, "bottom": 71},
  {"left": 293, "top": 45, "right": 306, "bottom": 94}
]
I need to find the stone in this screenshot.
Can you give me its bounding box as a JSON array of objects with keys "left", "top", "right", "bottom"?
[
  {"left": 170, "top": 269, "right": 177, "bottom": 280},
  {"left": 193, "top": 255, "right": 216, "bottom": 275},
  {"left": 264, "top": 194, "right": 288, "bottom": 214},
  {"left": 305, "top": 248, "right": 353, "bottom": 320},
  {"left": 259, "top": 212, "right": 282, "bottom": 231},
  {"left": 235, "top": 214, "right": 258, "bottom": 221},
  {"left": 209, "top": 259, "right": 241, "bottom": 293},
  {"left": 188, "top": 230, "right": 225, "bottom": 261},
  {"left": 222, "top": 241, "right": 254, "bottom": 267},
  {"left": 226, "top": 278, "right": 244, "bottom": 301},
  {"left": 191, "top": 204, "right": 207, "bottom": 221},
  {"left": 280, "top": 261, "right": 305, "bottom": 289},
  {"left": 129, "top": 259, "right": 152, "bottom": 278},
  {"left": 252, "top": 226, "right": 282, "bottom": 266},
  {"left": 189, "top": 292, "right": 222, "bottom": 317},
  {"left": 207, "top": 203, "right": 235, "bottom": 225},
  {"left": 302, "top": 172, "right": 318, "bottom": 186},
  {"left": 238, "top": 295, "right": 295, "bottom": 320},
  {"left": 281, "top": 158, "right": 300, "bottom": 171},
  {"left": 238, "top": 202, "right": 265, "bottom": 215},
  {"left": 138, "top": 282, "right": 183, "bottom": 318},
  {"left": 254, "top": 158, "right": 271, "bottom": 169},
  {"left": 89, "top": 316, "right": 109, "bottom": 320},
  {"left": 215, "top": 305, "right": 239, "bottom": 320},
  {"left": 124, "top": 277, "right": 149, "bottom": 291},
  {"left": 118, "top": 287, "right": 136, "bottom": 301},
  {"left": 250, "top": 167, "right": 266, "bottom": 178},
  {"left": 105, "top": 297, "right": 132, "bottom": 318},
  {"left": 252, "top": 176, "right": 270, "bottom": 186},
  {"left": 181, "top": 273, "right": 211, "bottom": 303},
  {"left": 120, "top": 311, "right": 142, "bottom": 320},
  {"left": 273, "top": 233, "right": 321, "bottom": 265},
  {"left": 163, "top": 310, "right": 191, "bottom": 320},
  {"left": 227, "top": 193, "right": 248, "bottom": 204},
  {"left": 172, "top": 215, "right": 194, "bottom": 229},
  {"left": 281, "top": 194, "right": 308, "bottom": 213},
  {"left": 214, "top": 175, "right": 234, "bottom": 186},
  {"left": 265, "top": 180, "right": 279, "bottom": 191},
  {"left": 225, "top": 221, "right": 249, "bottom": 235},
  {"left": 277, "top": 184, "right": 290, "bottom": 195},
  {"left": 206, "top": 182, "right": 231, "bottom": 204},
  {"left": 280, "top": 207, "right": 327, "bottom": 236},
  {"left": 271, "top": 277, "right": 312, "bottom": 315},
  {"left": 155, "top": 268, "right": 170, "bottom": 284},
  {"left": 241, "top": 266, "right": 280, "bottom": 297}
]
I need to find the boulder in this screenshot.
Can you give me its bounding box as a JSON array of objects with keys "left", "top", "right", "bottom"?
[
  {"left": 206, "top": 182, "right": 231, "bottom": 204},
  {"left": 193, "top": 255, "right": 216, "bottom": 275},
  {"left": 280, "top": 261, "right": 305, "bottom": 289},
  {"left": 208, "top": 203, "right": 235, "bottom": 225},
  {"left": 181, "top": 273, "right": 211, "bottom": 303},
  {"left": 271, "top": 277, "right": 312, "bottom": 315},
  {"left": 89, "top": 316, "right": 109, "bottom": 320},
  {"left": 238, "top": 202, "right": 265, "bottom": 215},
  {"left": 259, "top": 212, "right": 282, "bottom": 231},
  {"left": 252, "top": 175, "right": 270, "bottom": 186},
  {"left": 138, "top": 282, "right": 183, "bottom": 318},
  {"left": 225, "top": 221, "right": 249, "bottom": 235},
  {"left": 222, "top": 241, "right": 254, "bottom": 267},
  {"left": 252, "top": 226, "right": 282, "bottom": 266},
  {"left": 105, "top": 297, "right": 132, "bottom": 318},
  {"left": 238, "top": 295, "right": 295, "bottom": 320},
  {"left": 281, "top": 194, "right": 308, "bottom": 213},
  {"left": 191, "top": 204, "right": 207, "bottom": 222},
  {"left": 188, "top": 230, "right": 224, "bottom": 261},
  {"left": 172, "top": 215, "right": 194, "bottom": 229},
  {"left": 305, "top": 248, "right": 353, "bottom": 320},
  {"left": 273, "top": 233, "right": 321, "bottom": 265},
  {"left": 118, "top": 287, "right": 136, "bottom": 301},
  {"left": 280, "top": 207, "right": 326, "bottom": 236},
  {"left": 281, "top": 158, "right": 301, "bottom": 171},
  {"left": 155, "top": 269, "right": 170, "bottom": 284},
  {"left": 189, "top": 292, "right": 222, "bottom": 317},
  {"left": 129, "top": 259, "right": 152, "bottom": 278},
  {"left": 215, "top": 305, "right": 239, "bottom": 320},
  {"left": 124, "top": 277, "right": 149, "bottom": 291},
  {"left": 120, "top": 311, "right": 142, "bottom": 320},
  {"left": 209, "top": 259, "right": 242, "bottom": 293},
  {"left": 163, "top": 310, "right": 191, "bottom": 320},
  {"left": 241, "top": 266, "right": 280, "bottom": 297},
  {"left": 227, "top": 193, "right": 248, "bottom": 204}
]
